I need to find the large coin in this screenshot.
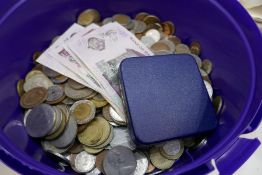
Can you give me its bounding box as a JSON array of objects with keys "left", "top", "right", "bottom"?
[
  {"left": 83, "top": 145, "right": 104, "bottom": 154},
  {"left": 159, "top": 140, "right": 184, "bottom": 160},
  {"left": 149, "top": 147, "right": 175, "bottom": 170},
  {"left": 49, "top": 116, "right": 77, "bottom": 148},
  {"left": 24, "top": 104, "right": 56, "bottom": 137},
  {"left": 25, "top": 70, "right": 44, "bottom": 81},
  {"left": 103, "top": 146, "right": 137, "bottom": 175},
  {"left": 23, "top": 73, "right": 53, "bottom": 92},
  {"left": 64, "top": 83, "right": 94, "bottom": 100},
  {"left": 70, "top": 151, "right": 96, "bottom": 173},
  {"left": 20, "top": 87, "right": 47, "bottom": 109},
  {"left": 145, "top": 29, "right": 161, "bottom": 42},
  {"left": 110, "top": 127, "right": 136, "bottom": 150},
  {"left": 134, "top": 151, "right": 149, "bottom": 175},
  {"left": 46, "top": 85, "right": 65, "bottom": 104},
  {"left": 70, "top": 100, "right": 96, "bottom": 124},
  {"left": 132, "top": 20, "right": 147, "bottom": 34},
  {"left": 77, "top": 9, "right": 101, "bottom": 26}
]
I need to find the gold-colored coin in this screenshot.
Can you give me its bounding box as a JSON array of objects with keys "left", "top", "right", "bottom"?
[
  {"left": 143, "top": 15, "right": 160, "bottom": 25},
  {"left": 25, "top": 70, "right": 44, "bottom": 81},
  {"left": 93, "top": 93, "right": 106, "bottom": 101},
  {"left": 86, "top": 91, "right": 98, "bottom": 99},
  {"left": 70, "top": 100, "right": 96, "bottom": 124},
  {"left": 32, "top": 51, "right": 42, "bottom": 62},
  {"left": 102, "top": 105, "right": 113, "bottom": 122},
  {"left": 90, "top": 125, "right": 113, "bottom": 149},
  {"left": 20, "top": 87, "right": 47, "bottom": 109},
  {"left": 77, "top": 117, "right": 104, "bottom": 146},
  {"left": 168, "top": 35, "right": 182, "bottom": 45},
  {"left": 162, "top": 21, "right": 175, "bottom": 35},
  {"left": 112, "top": 14, "right": 131, "bottom": 26},
  {"left": 190, "top": 41, "right": 201, "bottom": 56},
  {"left": 91, "top": 99, "right": 108, "bottom": 108},
  {"left": 151, "top": 42, "right": 171, "bottom": 52},
  {"left": 175, "top": 44, "right": 191, "bottom": 54},
  {"left": 17, "top": 79, "right": 25, "bottom": 97},
  {"left": 135, "top": 12, "right": 149, "bottom": 21},
  {"left": 83, "top": 145, "right": 103, "bottom": 154},
  {"left": 149, "top": 147, "right": 175, "bottom": 170},
  {"left": 77, "top": 9, "right": 101, "bottom": 26},
  {"left": 201, "top": 59, "right": 213, "bottom": 74}
]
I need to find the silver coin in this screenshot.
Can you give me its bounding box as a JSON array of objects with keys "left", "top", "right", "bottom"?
[
  {"left": 74, "top": 151, "right": 96, "bottom": 173},
  {"left": 41, "top": 139, "right": 74, "bottom": 154},
  {"left": 134, "top": 151, "right": 149, "bottom": 175},
  {"left": 47, "top": 107, "right": 63, "bottom": 135},
  {"left": 47, "top": 151, "right": 70, "bottom": 164},
  {"left": 110, "top": 127, "right": 136, "bottom": 150},
  {"left": 68, "top": 79, "right": 86, "bottom": 89},
  {"left": 102, "top": 17, "right": 113, "bottom": 25},
  {"left": 85, "top": 168, "right": 101, "bottom": 175},
  {"left": 64, "top": 82, "right": 94, "bottom": 100},
  {"left": 132, "top": 20, "right": 147, "bottom": 33},
  {"left": 49, "top": 116, "right": 77, "bottom": 148},
  {"left": 42, "top": 66, "right": 60, "bottom": 78},
  {"left": 62, "top": 97, "right": 75, "bottom": 105},
  {"left": 109, "top": 106, "right": 126, "bottom": 124},
  {"left": 103, "top": 146, "right": 137, "bottom": 175},
  {"left": 145, "top": 29, "right": 161, "bottom": 42},
  {"left": 160, "top": 39, "right": 176, "bottom": 53},
  {"left": 46, "top": 85, "right": 64, "bottom": 102},
  {"left": 25, "top": 104, "right": 56, "bottom": 138},
  {"left": 125, "top": 20, "right": 135, "bottom": 30},
  {"left": 141, "top": 36, "right": 156, "bottom": 48},
  {"left": 204, "top": 80, "right": 213, "bottom": 99}
]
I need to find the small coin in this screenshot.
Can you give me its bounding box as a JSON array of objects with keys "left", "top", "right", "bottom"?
[
  {"left": 25, "top": 70, "right": 44, "bottom": 81},
  {"left": 145, "top": 162, "right": 156, "bottom": 173},
  {"left": 17, "top": 79, "right": 25, "bottom": 97},
  {"left": 149, "top": 147, "right": 175, "bottom": 170},
  {"left": 212, "top": 96, "right": 223, "bottom": 114},
  {"left": 201, "top": 59, "right": 213, "bottom": 74},
  {"left": 103, "top": 146, "right": 137, "bottom": 175},
  {"left": 91, "top": 99, "right": 108, "bottom": 108},
  {"left": 168, "top": 35, "right": 182, "bottom": 45},
  {"left": 77, "top": 117, "right": 104, "bottom": 146},
  {"left": 134, "top": 151, "right": 149, "bottom": 175},
  {"left": 102, "top": 105, "right": 113, "bottom": 122},
  {"left": 68, "top": 79, "right": 86, "bottom": 89},
  {"left": 41, "top": 139, "right": 73, "bottom": 154},
  {"left": 141, "top": 36, "right": 156, "bottom": 48},
  {"left": 62, "top": 97, "right": 75, "bottom": 105},
  {"left": 91, "top": 125, "right": 114, "bottom": 149},
  {"left": 49, "top": 116, "right": 77, "bottom": 148},
  {"left": 146, "top": 23, "right": 163, "bottom": 32},
  {"left": 42, "top": 66, "right": 60, "bottom": 78},
  {"left": 71, "top": 151, "right": 96, "bottom": 173},
  {"left": 95, "top": 150, "right": 108, "bottom": 173},
  {"left": 160, "top": 140, "right": 184, "bottom": 160},
  {"left": 204, "top": 80, "right": 213, "bottom": 99},
  {"left": 143, "top": 15, "right": 160, "bottom": 25},
  {"left": 102, "top": 17, "right": 113, "bottom": 25},
  {"left": 64, "top": 83, "right": 94, "bottom": 100},
  {"left": 132, "top": 20, "right": 147, "bottom": 34},
  {"left": 112, "top": 14, "right": 131, "bottom": 26},
  {"left": 145, "top": 29, "right": 161, "bottom": 42},
  {"left": 23, "top": 74, "right": 53, "bottom": 92},
  {"left": 24, "top": 104, "right": 56, "bottom": 137},
  {"left": 86, "top": 91, "right": 98, "bottom": 99},
  {"left": 77, "top": 9, "right": 101, "bottom": 26},
  {"left": 70, "top": 100, "right": 96, "bottom": 124},
  {"left": 110, "top": 127, "right": 136, "bottom": 150},
  {"left": 135, "top": 12, "right": 149, "bottom": 21},
  {"left": 162, "top": 21, "right": 175, "bottom": 35},
  {"left": 190, "top": 41, "right": 201, "bottom": 56},
  {"left": 51, "top": 75, "right": 68, "bottom": 84},
  {"left": 20, "top": 87, "right": 47, "bottom": 109},
  {"left": 46, "top": 85, "right": 65, "bottom": 104},
  {"left": 83, "top": 145, "right": 104, "bottom": 154},
  {"left": 47, "top": 107, "right": 63, "bottom": 135},
  {"left": 175, "top": 44, "right": 191, "bottom": 54}
]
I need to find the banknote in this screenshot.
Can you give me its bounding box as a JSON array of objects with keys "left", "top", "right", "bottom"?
[{"left": 67, "top": 22, "right": 154, "bottom": 121}]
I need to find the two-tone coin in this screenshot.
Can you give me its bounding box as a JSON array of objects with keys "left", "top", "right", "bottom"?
[
  {"left": 20, "top": 87, "right": 47, "bottom": 108},
  {"left": 70, "top": 100, "right": 96, "bottom": 124},
  {"left": 160, "top": 140, "right": 184, "bottom": 160},
  {"left": 149, "top": 147, "right": 175, "bottom": 170},
  {"left": 64, "top": 83, "right": 94, "bottom": 100}
]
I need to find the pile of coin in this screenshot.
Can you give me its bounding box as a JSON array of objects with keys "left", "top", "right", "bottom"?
[{"left": 17, "top": 9, "right": 224, "bottom": 175}]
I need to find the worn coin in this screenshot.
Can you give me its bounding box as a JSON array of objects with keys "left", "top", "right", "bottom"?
[
  {"left": 68, "top": 79, "right": 86, "bottom": 89},
  {"left": 160, "top": 140, "right": 184, "bottom": 160},
  {"left": 168, "top": 35, "right": 182, "bottom": 45},
  {"left": 49, "top": 116, "right": 77, "bottom": 148},
  {"left": 51, "top": 75, "right": 68, "bottom": 84},
  {"left": 23, "top": 74, "right": 53, "bottom": 92},
  {"left": 190, "top": 41, "right": 201, "bottom": 56},
  {"left": 212, "top": 96, "right": 223, "bottom": 114},
  {"left": 42, "top": 66, "right": 60, "bottom": 78},
  {"left": 204, "top": 80, "right": 213, "bottom": 99},
  {"left": 135, "top": 12, "right": 149, "bottom": 21},
  {"left": 201, "top": 59, "right": 213, "bottom": 74},
  {"left": 70, "top": 100, "right": 96, "bottom": 124},
  {"left": 71, "top": 151, "right": 96, "bottom": 173},
  {"left": 149, "top": 147, "right": 175, "bottom": 170},
  {"left": 175, "top": 44, "right": 191, "bottom": 54},
  {"left": 64, "top": 83, "right": 94, "bottom": 100},
  {"left": 134, "top": 151, "right": 149, "bottom": 175},
  {"left": 162, "top": 21, "right": 175, "bottom": 35},
  {"left": 83, "top": 145, "right": 104, "bottom": 154},
  {"left": 17, "top": 79, "right": 25, "bottom": 97},
  {"left": 102, "top": 105, "right": 113, "bottom": 122},
  {"left": 24, "top": 104, "right": 56, "bottom": 137},
  {"left": 20, "top": 87, "right": 47, "bottom": 109},
  {"left": 103, "top": 146, "right": 137, "bottom": 175},
  {"left": 145, "top": 29, "right": 161, "bottom": 42},
  {"left": 77, "top": 9, "right": 101, "bottom": 26},
  {"left": 143, "top": 15, "right": 160, "bottom": 25},
  {"left": 110, "top": 127, "right": 136, "bottom": 150},
  {"left": 112, "top": 14, "right": 131, "bottom": 26},
  {"left": 46, "top": 85, "right": 65, "bottom": 104},
  {"left": 95, "top": 150, "right": 108, "bottom": 173}
]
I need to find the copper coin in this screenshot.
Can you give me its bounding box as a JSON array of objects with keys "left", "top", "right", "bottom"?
[
  {"left": 135, "top": 12, "right": 149, "bottom": 21},
  {"left": 162, "top": 21, "right": 175, "bottom": 35},
  {"left": 20, "top": 87, "right": 47, "bottom": 109},
  {"left": 143, "top": 15, "right": 160, "bottom": 25},
  {"left": 95, "top": 150, "right": 108, "bottom": 173}
]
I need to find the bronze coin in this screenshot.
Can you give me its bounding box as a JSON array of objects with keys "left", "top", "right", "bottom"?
[
  {"left": 20, "top": 87, "right": 47, "bottom": 109},
  {"left": 162, "top": 21, "right": 175, "bottom": 35},
  {"left": 95, "top": 150, "right": 108, "bottom": 173}
]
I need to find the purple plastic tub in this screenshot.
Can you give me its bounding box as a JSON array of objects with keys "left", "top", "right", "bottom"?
[{"left": 0, "top": 0, "right": 262, "bottom": 174}]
